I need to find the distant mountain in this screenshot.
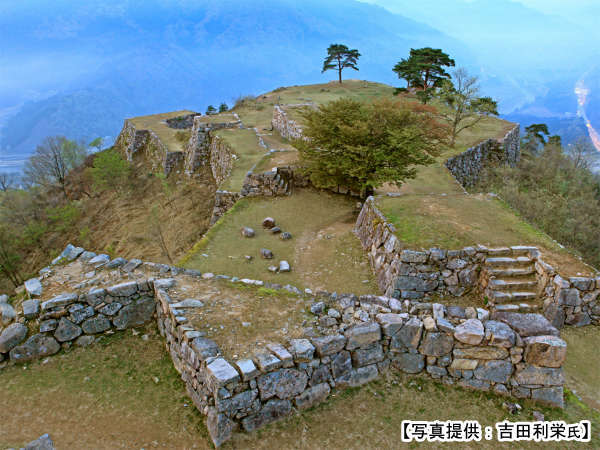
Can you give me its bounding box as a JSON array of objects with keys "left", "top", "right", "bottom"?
[{"left": 0, "top": 0, "right": 469, "bottom": 171}]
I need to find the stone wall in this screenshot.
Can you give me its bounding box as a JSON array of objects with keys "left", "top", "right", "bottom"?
[
  {"left": 354, "top": 197, "right": 482, "bottom": 299},
  {"left": 209, "top": 136, "right": 235, "bottom": 186},
  {"left": 445, "top": 125, "right": 521, "bottom": 188},
  {"left": 1, "top": 244, "right": 567, "bottom": 447},
  {"left": 272, "top": 105, "right": 307, "bottom": 140},
  {"left": 210, "top": 190, "right": 241, "bottom": 225},
  {"left": 240, "top": 166, "right": 294, "bottom": 197},
  {"left": 536, "top": 257, "right": 600, "bottom": 328},
  {"left": 165, "top": 113, "right": 197, "bottom": 129},
  {"left": 115, "top": 120, "right": 184, "bottom": 176}
]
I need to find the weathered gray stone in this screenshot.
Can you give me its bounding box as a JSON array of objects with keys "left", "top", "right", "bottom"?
[
  {"left": 458, "top": 267, "right": 478, "bottom": 286},
  {"left": 60, "top": 244, "right": 84, "bottom": 261},
  {"left": 254, "top": 350, "right": 282, "bottom": 371},
  {"left": 88, "top": 254, "right": 110, "bottom": 268},
  {"left": 531, "top": 386, "right": 564, "bottom": 408},
  {"left": 23, "top": 299, "right": 41, "bottom": 319},
  {"left": 345, "top": 322, "right": 381, "bottom": 350},
  {"left": 260, "top": 248, "right": 274, "bottom": 259},
  {"left": 459, "top": 378, "right": 490, "bottom": 391},
  {"left": 375, "top": 313, "right": 405, "bottom": 336},
  {"left": 556, "top": 288, "right": 581, "bottom": 307},
  {"left": 569, "top": 277, "right": 594, "bottom": 291},
  {"left": 473, "top": 360, "right": 512, "bottom": 383},
  {"left": 122, "top": 258, "right": 142, "bottom": 272},
  {"left": 391, "top": 317, "right": 423, "bottom": 350},
  {"left": 25, "top": 278, "right": 43, "bottom": 297},
  {"left": 392, "top": 353, "right": 425, "bottom": 373},
  {"left": 257, "top": 368, "right": 308, "bottom": 400},
  {"left": 113, "top": 297, "right": 154, "bottom": 329},
  {"left": 427, "top": 365, "right": 447, "bottom": 378},
  {"left": 40, "top": 319, "right": 58, "bottom": 333},
  {"left": 295, "top": 382, "right": 330, "bottom": 410},
  {"left": 192, "top": 337, "right": 220, "bottom": 360},
  {"left": 0, "top": 323, "right": 28, "bottom": 353},
  {"left": 207, "top": 358, "right": 241, "bottom": 387},
  {"left": 514, "top": 365, "right": 564, "bottom": 386},
  {"left": 331, "top": 350, "right": 352, "bottom": 379},
  {"left": 484, "top": 320, "right": 516, "bottom": 348},
  {"left": 24, "top": 433, "right": 55, "bottom": 450},
  {"left": 419, "top": 332, "right": 454, "bottom": 356},
  {"left": 395, "top": 276, "right": 438, "bottom": 292},
  {"left": 436, "top": 318, "right": 455, "bottom": 334},
  {"left": 352, "top": 343, "right": 384, "bottom": 367},
  {"left": 278, "top": 260, "right": 291, "bottom": 272},
  {"left": 454, "top": 319, "right": 484, "bottom": 345},
  {"left": 288, "top": 339, "right": 315, "bottom": 361},
  {"left": 565, "top": 312, "right": 592, "bottom": 327},
  {"left": 241, "top": 226, "right": 255, "bottom": 237},
  {"left": 9, "top": 333, "right": 60, "bottom": 362},
  {"left": 449, "top": 358, "right": 478, "bottom": 370},
  {"left": 207, "top": 407, "right": 235, "bottom": 447},
  {"left": 447, "top": 258, "right": 468, "bottom": 270},
  {"left": 492, "top": 312, "right": 559, "bottom": 337},
  {"left": 454, "top": 346, "right": 509, "bottom": 360},
  {"left": 524, "top": 336, "right": 567, "bottom": 368},
  {"left": 241, "top": 399, "right": 292, "bottom": 432},
  {"left": 41, "top": 293, "right": 78, "bottom": 311},
  {"left": 54, "top": 317, "right": 82, "bottom": 342},
  {"left": 400, "top": 250, "right": 428, "bottom": 263},
  {"left": 99, "top": 302, "right": 122, "bottom": 316},
  {"left": 336, "top": 364, "right": 378, "bottom": 387},
  {"left": 280, "top": 232, "right": 292, "bottom": 240},
  {"left": 81, "top": 315, "right": 111, "bottom": 334},
  {"left": 447, "top": 305, "right": 467, "bottom": 319},
  {"left": 234, "top": 359, "right": 259, "bottom": 381},
  {"left": 106, "top": 281, "right": 138, "bottom": 297},
  {"left": 70, "top": 306, "right": 94, "bottom": 324},
  {"left": 216, "top": 388, "right": 258, "bottom": 414},
  {"left": 312, "top": 334, "right": 346, "bottom": 357},
  {"left": 106, "top": 257, "right": 127, "bottom": 269}
]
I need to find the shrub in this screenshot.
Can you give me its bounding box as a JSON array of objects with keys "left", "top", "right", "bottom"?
[
  {"left": 89, "top": 148, "right": 130, "bottom": 193},
  {"left": 175, "top": 130, "right": 191, "bottom": 144}
]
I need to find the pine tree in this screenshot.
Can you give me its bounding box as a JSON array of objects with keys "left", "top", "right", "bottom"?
[{"left": 322, "top": 44, "right": 361, "bottom": 84}]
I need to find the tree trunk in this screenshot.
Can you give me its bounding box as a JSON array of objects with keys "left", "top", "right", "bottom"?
[{"left": 338, "top": 58, "right": 342, "bottom": 84}]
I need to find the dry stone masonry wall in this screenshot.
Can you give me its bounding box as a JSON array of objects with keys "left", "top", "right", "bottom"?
[
  {"left": 445, "top": 125, "right": 520, "bottom": 188},
  {"left": 209, "top": 135, "right": 235, "bottom": 186},
  {"left": 272, "top": 105, "right": 308, "bottom": 140},
  {"left": 1, "top": 244, "right": 568, "bottom": 447}
]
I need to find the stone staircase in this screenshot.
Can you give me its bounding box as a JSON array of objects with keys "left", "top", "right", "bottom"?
[{"left": 483, "top": 246, "right": 541, "bottom": 312}]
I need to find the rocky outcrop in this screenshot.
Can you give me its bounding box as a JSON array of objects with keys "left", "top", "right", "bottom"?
[{"left": 445, "top": 125, "right": 520, "bottom": 188}]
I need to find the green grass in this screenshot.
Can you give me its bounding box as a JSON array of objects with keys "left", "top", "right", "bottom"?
[
  {"left": 181, "top": 189, "right": 377, "bottom": 294},
  {"left": 376, "top": 194, "right": 592, "bottom": 275},
  {"left": 195, "top": 112, "right": 238, "bottom": 124},
  {"left": 215, "top": 128, "right": 267, "bottom": 191},
  {"left": 562, "top": 326, "right": 600, "bottom": 411},
  {"left": 128, "top": 110, "right": 196, "bottom": 153}
]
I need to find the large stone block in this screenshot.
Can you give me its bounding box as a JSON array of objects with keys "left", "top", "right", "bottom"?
[
  {"left": 556, "top": 288, "right": 581, "bottom": 307},
  {"left": 391, "top": 353, "right": 425, "bottom": 373},
  {"left": 331, "top": 351, "right": 352, "bottom": 379},
  {"left": 0, "top": 323, "right": 28, "bottom": 353},
  {"left": 113, "top": 297, "right": 155, "bottom": 330},
  {"left": 514, "top": 365, "right": 564, "bottom": 386},
  {"left": 288, "top": 339, "right": 315, "bottom": 361},
  {"left": 336, "top": 364, "right": 379, "bottom": 388},
  {"left": 352, "top": 343, "right": 384, "bottom": 367},
  {"left": 81, "top": 315, "right": 111, "bottom": 334},
  {"left": 9, "top": 333, "right": 60, "bottom": 363},
  {"left": 395, "top": 276, "right": 438, "bottom": 292},
  {"left": 207, "top": 358, "right": 241, "bottom": 388},
  {"left": 473, "top": 360, "right": 512, "bottom": 384},
  {"left": 241, "top": 399, "right": 292, "bottom": 432},
  {"left": 41, "top": 293, "right": 78, "bottom": 311},
  {"left": 419, "top": 332, "right": 454, "bottom": 356},
  {"left": 524, "top": 336, "right": 567, "bottom": 368},
  {"left": 22, "top": 299, "right": 40, "bottom": 319},
  {"left": 391, "top": 317, "right": 423, "bottom": 351},
  {"left": 207, "top": 407, "right": 235, "bottom": 447},
  {"left": 257, "top": 368, "right": 308, "bottom": 401},
  {"left": 311, "top": 334, "right": 346, "bottom": 357},
  {"left": 106, "top": 281, "right": 138, "bottom": 297},
  {"left": 453, "top": 346, "right": 509, "bottom": 360},
  {"left": 531, "top": 386, "right": 564, "bottom": 408},
  {"left": 454, "top": 319, "right": 484, "bottom": 345},
  {"left": 375, "top": 313, "right": 405, "bottom": 336},
  {"left": 54, "top": 317, "right": 82, "bottom": 342},
  {"left": 344, "top": 322, "right": 381, "bottom": 350},
  {"left": 24, "top": 278, "right": 43, "bottom": 297},
  {"left": 491, "top": 312, "right": 559, "bottom": 337},
  {"left": 294, "top": 383, "right": 330, "bottom": 410}
]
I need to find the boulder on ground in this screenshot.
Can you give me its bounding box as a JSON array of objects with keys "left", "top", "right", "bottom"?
[
  {"left": 23, "top": 299, "right": 41, "bottom": 319},
  {"left": 24, "top": 433, "right": 55, "bottom": 450},
  {"left": 278, "top": 261, "right": 291, "bottom": 272},
  {"left": 9, "top": 333, "right": 60, "bottom": 363},
  {"left": 0, "top": 302, "right": 16, "bottom": 325},
  {"left": 260, "top": 248, "right": 274, "bottom": 259},
  {"left": 0, "top": 322, "right": 28, "bottom": 353},
  {"left": 262, "top": 217, "right": 276, "bottom": 228},
  {"left": 241, "top": 226, "right": 255, "bottom": 238},
  {"left": 24, "top": 278, "right": 43, "bottom": 297},
  {"left": 280, "top": 232, "right": 292, "bottom": 240}
]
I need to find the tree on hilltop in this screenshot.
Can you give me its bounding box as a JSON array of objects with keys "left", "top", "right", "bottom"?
[
  {"left": 437, "top": 68, "right": 498, "bottom": 146},
  {"left": 322, "top": 44, "right": 361, "bottom": 84},
  {"left": 206, "top": 105, "right": 217, "bottom": 115},
  {"left": 219, "top": 103, "right": 229, "bottom": 113},
  {"left": 292, "top": 98, "right": 449, "bottom": 198},
  {"left": 393, "top": 47, "right": 455, "bottom": 102},
  {"left": 522, "top": 123, "right": 550, "bottom": 155}
]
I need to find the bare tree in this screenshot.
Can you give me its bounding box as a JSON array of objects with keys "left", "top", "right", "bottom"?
[
  {"left": 23, "top": 136, "right": 87, "bottom": 197},
  {"left": 0, "top": 173, "right": 19, "bottom": 192},
  {"left": 566, "top": 138, "right": 593, "bottom": 170},
  {"left": 438, "top": 68, "right": 498, "bottom": 146}
]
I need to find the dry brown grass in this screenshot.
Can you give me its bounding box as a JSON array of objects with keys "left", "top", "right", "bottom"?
[{"left": 129, "top": 110, "right": 197, "bottom": 153}]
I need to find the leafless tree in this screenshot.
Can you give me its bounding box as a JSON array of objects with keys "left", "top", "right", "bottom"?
[
  {"left": 23, "top": 136, "right": 87, "bottom": 197},
  {"left": 0, "top": 173, "right": 19, "bottom": 192}
]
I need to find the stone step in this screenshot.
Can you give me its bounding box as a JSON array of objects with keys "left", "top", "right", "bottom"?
[
  {"left": 488, "top": 267, "right": 536, "bottom": 277},
  {"left": 485, "top": 257, "right": 534, "bottom": 267},
  {"left": 488, "top": 278, "right": 538, "bottom": 292},
  {"left": 494, "top": 303, "right": 541, "bottom": 313},
  {"left": 487, "top": 247, "right": 511, "bottom": 257},
  {"left": 509, "top": 246, "right": 539, "bottom": 256},
  {"left": 489, "top": 290, "right": 537, "bottom": 303}
]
